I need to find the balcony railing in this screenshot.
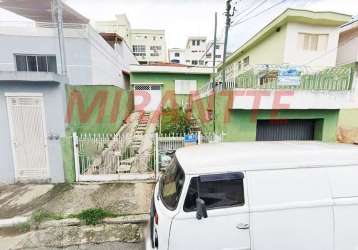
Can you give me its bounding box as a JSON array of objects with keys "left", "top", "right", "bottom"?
[{"left": 233, "top": 64, "right": 355, "bottom": 91}]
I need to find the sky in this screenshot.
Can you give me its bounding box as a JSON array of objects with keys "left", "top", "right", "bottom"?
[{"left": 0, "top": 0, "right": 357, "bottom": 50}]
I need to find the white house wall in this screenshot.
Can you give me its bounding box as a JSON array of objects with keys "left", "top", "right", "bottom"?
[
  {"left": 283, "top": 23, "right": 340, "bottom": 67},
  {"left": 0, "top": 24, "right": 133, "bottom": 87},
  {"left": 231, "top": 89, "right": 357, "bottom": 110}
]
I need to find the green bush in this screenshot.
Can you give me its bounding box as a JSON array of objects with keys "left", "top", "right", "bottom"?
[
  {"left": 75, "top": 208, "right": 117, "bottom": 225},
  {"left": 160, "top": 107, "right": 191, "bottom": 134},
  {"left": 31, "top": 210, "right": 64, "bottom": 224}
]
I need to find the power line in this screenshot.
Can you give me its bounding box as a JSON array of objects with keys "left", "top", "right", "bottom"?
[
  {"left": 232, "top": 0, "right": 270, "bottom": 20},
  {"left": 231, "top": 0, "right": 288, "bottom": 27}
]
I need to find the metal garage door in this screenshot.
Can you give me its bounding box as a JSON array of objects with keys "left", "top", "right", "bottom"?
[
  {"left": 134, "top": 85, "right": 162, "bottom": 111},
  {"left": 256, "top": 119, "right": 315, "bottom": 141}
]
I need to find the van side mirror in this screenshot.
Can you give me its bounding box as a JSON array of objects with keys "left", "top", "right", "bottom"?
[{"left": 196, "top": 198, "right": 208, "bottom": 220}]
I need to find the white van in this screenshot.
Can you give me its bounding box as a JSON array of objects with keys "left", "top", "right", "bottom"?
[{"left": 146, "top": 141, "right": 358, "bottom": 250}]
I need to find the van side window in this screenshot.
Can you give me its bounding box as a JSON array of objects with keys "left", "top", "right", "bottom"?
[{"left": 184, "top": 173, "right": 245, "bottom": 212}]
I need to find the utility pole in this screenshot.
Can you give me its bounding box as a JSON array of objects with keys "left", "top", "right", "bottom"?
[
  {"left": 212, "top": 12, "right": 218, "bottom": 133},
  {"left": 52, "top": 0, "right": 67, "bottom": 76},
  {"left": 222, "top": 0, "right": 235, "bottom": 85}
]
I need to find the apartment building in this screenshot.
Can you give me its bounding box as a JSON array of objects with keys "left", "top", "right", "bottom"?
[
  {"left": 193, "top": 9, "right": 356, "bottom": 143},
  {"left": 169, "top": 36, "right": 224, "bottom": 67},
  {"left": 131, "top": 29, "right": 167, "bottom": 64},
  {"left": 95, "top": 14, "right": 168, "bottom": 64}
]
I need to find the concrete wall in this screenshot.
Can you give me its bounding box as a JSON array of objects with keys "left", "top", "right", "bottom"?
[
  {"left": 284, "top": 23, "right": 340, "bottom": 67},
  {"left": 337, "top": 25, "right": 358, "bottom": 66},
  {"left": 0, "top": 82, "right": 66, "bottom": 184}
]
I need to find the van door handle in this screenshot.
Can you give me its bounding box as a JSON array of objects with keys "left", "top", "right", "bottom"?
[{"left": 236, "top": 223, "right": 250, "bottom": 230}]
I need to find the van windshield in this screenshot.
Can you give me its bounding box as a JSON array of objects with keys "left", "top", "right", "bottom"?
[{"left": 160, "top": 157, "right": 185, "bottom": 211}]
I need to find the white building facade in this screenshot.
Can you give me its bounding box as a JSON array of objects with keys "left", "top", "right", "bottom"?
[
  {"left": 95, "top": 14, "right": 168, "bottom": 64},
  {"left": 168, "top": 36, "right": 224, "bottom": 67},
  {"left": 0, "top": 0, "right": 137, "bottom": 184},
  {"left": 0, "top": 22, "right": 137, "bottom": 87}
]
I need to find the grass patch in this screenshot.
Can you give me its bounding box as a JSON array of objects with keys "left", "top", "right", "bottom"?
[
  {"left": 73, "top": 208, "right": 117, "bottom": 225},
  {"left": 31, "top": 210, "right": 64, "bottom": 224},
  {"left": 16, "top": 222, "right": 31, "bottom": 233}
]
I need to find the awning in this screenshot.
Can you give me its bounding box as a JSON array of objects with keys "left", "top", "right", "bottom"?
[{"left": 0, "top": 0, "right": 89, "bottom": 24}]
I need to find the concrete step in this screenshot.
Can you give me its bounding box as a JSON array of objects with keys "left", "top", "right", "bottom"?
[
  {"left": 117, "top": 164, "right": 131, "bottom": 173},
  {"left": 119, "top": 157, "right": 136, "bottom": 165}
]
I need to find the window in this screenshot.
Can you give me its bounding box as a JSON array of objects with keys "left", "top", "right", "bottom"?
[
  {"left": 191, "top": 60, "right": 198, "bottom": 65},
  {"left": 15, "top": 54, "right": 57, "bottom": 73},
  {"left": 133, "top": 45, "right": 146, "bottom": 56},
  {"left": 199, "top": 60, "right": 204, "bottom": 65},
  {"left": 192, "top": 40, "right": 196, "bottom": 46},
  {"left": 184, "top": 173, "right": 245, "bottom": 212},
  {"left": 160, "top": 158, "right": 185, "bottom": 210},
  {"left": 150, "top": 46, "right": 162, "bottom": 51},
  {"left": 174, "top": 52, "right": 180, "bottom": 57},
  {"left": 150, "top": 52, "right": 160, "bottom": 57},
  {"left": 171, "top": 59, "right": 180, "bottom": 64},
  {"left": 215, "top": 55, "right": 221, "bottom": 59},
  {"left": 133, "top": 45, "right": 146, "bottom": 53},
  {"left": 237, "top": 61, "right": 242, "bottom": 71},
  {"left": 153, "top": 36, "right": 156, "bottom": 41},
  {"left": 206, "top": 53, "right": 212, "bottom": 58},
  {"left": 175, "top": 80, "right": 197, "bottom": 94},
  {"left": 297, "top": 33, "right": 328, "bottom": 51},
  {"left": 243, "top": 56, "right": 250, "bottom": 67},
  {"left": 215, "top": 45, "right": 220, "bottom": 50}
]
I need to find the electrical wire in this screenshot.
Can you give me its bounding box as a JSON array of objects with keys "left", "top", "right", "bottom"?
[
  {"left": 231, "top": 0, "right": 288, "bottom": 27},
  {"left": 232, "top": 0, "right": 270, "bottom": 20}
]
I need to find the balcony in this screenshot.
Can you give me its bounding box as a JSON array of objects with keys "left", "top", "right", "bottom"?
[
  {"left": 232, "top": 64, "right": 354, "bottom": 91},
  {"left": 195, "top": 64, "right": 357, "bottom": 110}
]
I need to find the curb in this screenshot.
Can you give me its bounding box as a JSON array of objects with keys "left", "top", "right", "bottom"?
[{"left": 0, "top": 216, "right": 29, "bottom": 228}]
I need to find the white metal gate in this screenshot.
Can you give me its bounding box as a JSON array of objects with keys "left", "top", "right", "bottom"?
[
  {"left": 134, "top": 85, "right": 162, "bottom": 111},
  {"left": 6, "top": 93, "right": 49, "bottom": 181}
]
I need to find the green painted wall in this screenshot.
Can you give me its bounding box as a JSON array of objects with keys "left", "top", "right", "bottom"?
[
  {"left": 66, "top": 85, "right": 132, "bottom": 134},
  {"left": 224, "top": 109, "right": 339, "bottom": 142},
  {"left": 338, "top": 109, "right": 358, "bottom": 129},
  {"left": 193, "top": 94, "right": 339, "bottom": 142},
  {"left": 63, "top": 85, "right": 133, "bottom": 182},
  {"left": 130, "top": 72, "right": 211, "bottom": 108}
]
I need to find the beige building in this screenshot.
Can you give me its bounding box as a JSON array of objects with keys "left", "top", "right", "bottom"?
[{"left": 95, "top": 14, "right": 167, "bottom": 64}]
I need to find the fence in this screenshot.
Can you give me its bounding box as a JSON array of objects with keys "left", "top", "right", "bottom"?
[{"left": 72, "top": 131, "right": 223, "bottom": 182}]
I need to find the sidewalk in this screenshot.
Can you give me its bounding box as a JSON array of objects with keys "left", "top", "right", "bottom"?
[{"left": 0, "top": 182, "right": 154, "bottom": 250}]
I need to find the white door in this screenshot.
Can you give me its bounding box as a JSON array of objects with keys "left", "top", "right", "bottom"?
[
  {"left": 134, "top": 85, "right": 162, "bottom": 111},
  {"left": 169, "top": 173, "right": 251, "bottom": 250},
  {"left": 6, "top": 93, "right": 49, "bottom": 181}
]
